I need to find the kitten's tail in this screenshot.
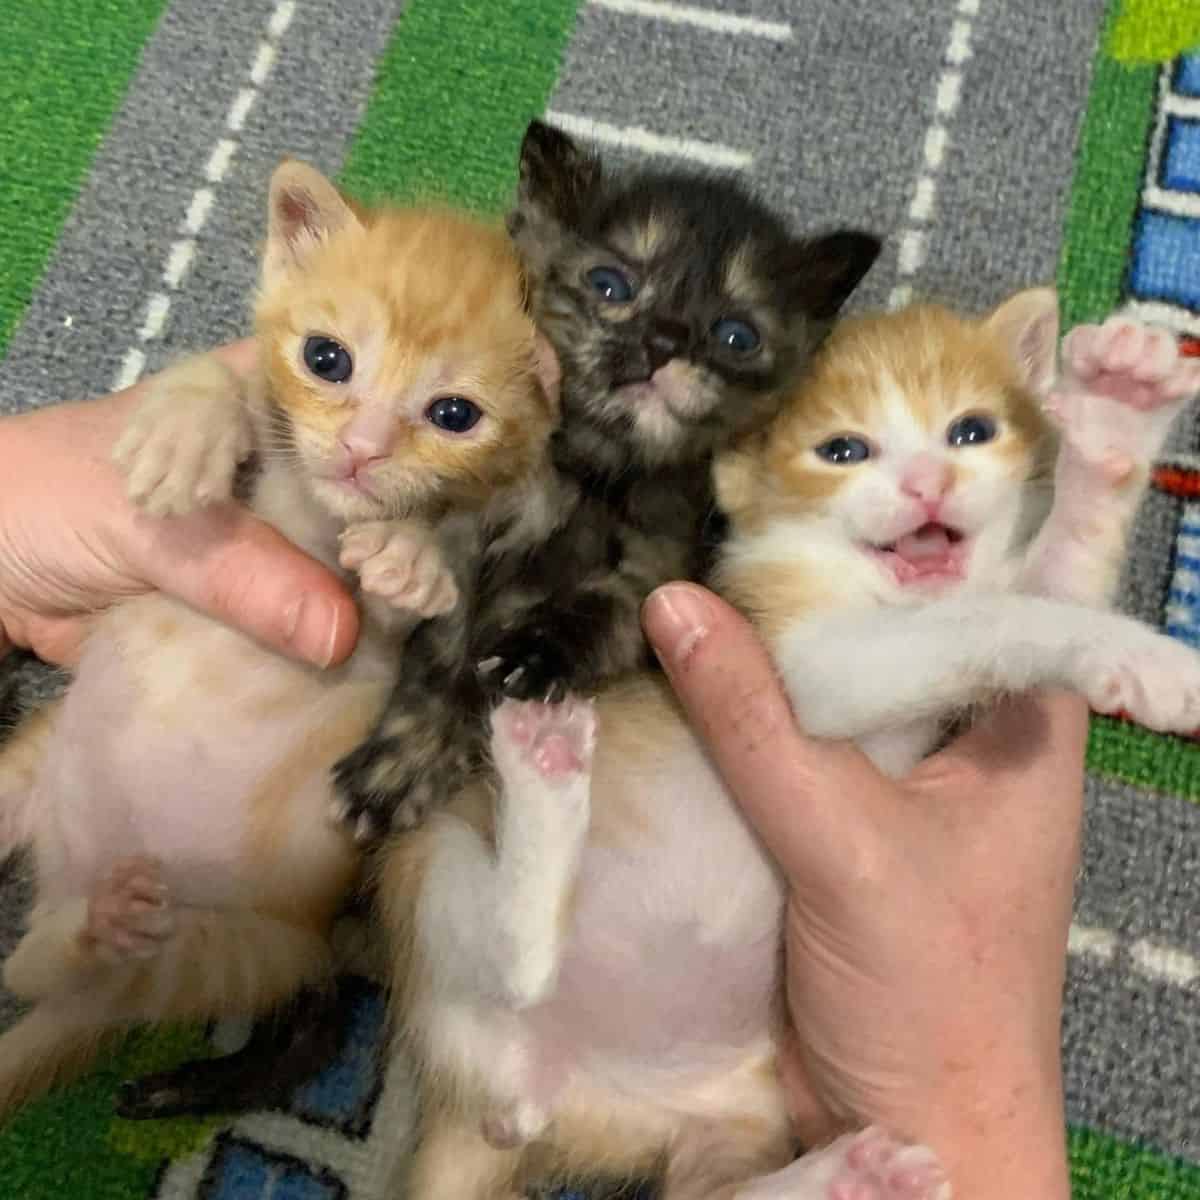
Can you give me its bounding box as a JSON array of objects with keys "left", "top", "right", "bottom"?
[{"left": 0, "top": 1001, "right": 113, "bottom": 1118}]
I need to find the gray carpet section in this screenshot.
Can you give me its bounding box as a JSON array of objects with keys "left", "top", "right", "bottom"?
[
  {"left": 550, "top": 0, "right": 1105, "bottom": 313},
  {"left": 1118, "top": 485, "right": 1182, "bottom": 628},
  {"left": 1078, "top": 774, "right": 1200, "bottom": 963},
  {"left": 1064, "top": 957, "right": 1200, "bottom": 1160},
  {"left": 912, "top": 0, "right": 1108, "bottom": 307},
  {"left": 1067, "top": 776, "right": 1200, "bottom": 1160},
  {"left": 0, "top": 0, "right": 408, "bottom": 415}
]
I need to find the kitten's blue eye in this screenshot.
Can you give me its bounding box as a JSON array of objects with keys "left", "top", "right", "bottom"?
[
  {"left": 947, "top": 413, "right": 998, "bottom": 447},
  {"left": 711, "top": 317, "right": 761, "bottom": 354},
  {"left": 815, "top": 435, "right": 872, "bottom": 465},
  {"left": 426, "top": 395, "right": 482, "bottom": 434},
  {"left": 586, "top": 266, "right": 635, "bottom": 303},
  {"left": 303, "top": 336, "right": 352, "bottom": 383}
]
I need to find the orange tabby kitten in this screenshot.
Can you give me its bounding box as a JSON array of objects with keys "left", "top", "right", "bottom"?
[
  {"left": 378, "top": 291, "right": 1200, "bottom": 1200},
  {"left": 0, "top": 160, "right": 556, "bottom": 1116}
]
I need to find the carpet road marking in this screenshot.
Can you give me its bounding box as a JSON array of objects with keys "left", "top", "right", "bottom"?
[
  {"left": 545, "top": 110, "right": 752, "bottom": 170},
  {"left": 889, "top": 0, "right": 983, "bottom": 310},
  {"left": 112, "top": 0, "right": 296, "bottom": 390},
  {"left": 1071, "top": 921, "right": 1200, "bottom": 989},
  {"left": 590, "top": 0, "right": 791, "bottom": 41}
]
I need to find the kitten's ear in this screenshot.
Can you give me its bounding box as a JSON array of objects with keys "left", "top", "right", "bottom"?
[
  {"left": 514, "top": 120, "right": 601, "bottom": 226},
  {"left": 263, "top": 159, "right": 362, "bottom": 287},
  {"left": 787, "top": 231, "right": 882, "bottom": 320},
  {"left": 985, "top": 287, "right": 1059, "bottom": 393}
]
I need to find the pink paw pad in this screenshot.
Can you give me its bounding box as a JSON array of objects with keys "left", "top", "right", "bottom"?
[
  {"left": 492, "top": 698, "right": 597, "bottom": 780},
  {"left": 828, "top": 1129, "right": 949, "bottom": 1200}
]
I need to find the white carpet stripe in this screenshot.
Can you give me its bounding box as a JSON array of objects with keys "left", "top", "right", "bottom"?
[
  {"left": 888, "top": 2, "right": 983, "bottom": 309},
  {"left": 545, "top": 110, "right": 752, "bottom": 169},
  {"left": 590, "top": 0, "right": 792, "bottom": 41}
]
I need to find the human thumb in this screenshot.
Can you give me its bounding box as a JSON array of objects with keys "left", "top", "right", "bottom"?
[
  {"left": 642, "top": 582, "right": 870, "bottom": 879},
  {"left": 138, "top": 502, "right": 360, "bottom": 668}
]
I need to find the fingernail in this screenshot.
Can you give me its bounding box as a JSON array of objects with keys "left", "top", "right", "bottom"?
[
  {"left": 285, "top": 595, "right": 340, "bottom": 668},
  {"left": 642, "top": 585, "right": 711, "bottom": 668}
]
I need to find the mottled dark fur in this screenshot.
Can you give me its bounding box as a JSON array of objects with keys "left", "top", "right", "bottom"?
[{"left": 333, "top": 120, "right": 880, "bottom": 833}]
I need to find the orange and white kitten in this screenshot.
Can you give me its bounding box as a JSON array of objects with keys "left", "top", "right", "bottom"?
[
  {"left": 0, "top": 160, "right": 556, "bottom": 1116},
  {"left": 379, "top": 291, "right": 1200, "bottom": 1200}
]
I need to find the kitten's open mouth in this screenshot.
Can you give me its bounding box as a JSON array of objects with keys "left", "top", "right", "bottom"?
[{"left": 868, "top": 522, "right": 969, "bottom": 585}]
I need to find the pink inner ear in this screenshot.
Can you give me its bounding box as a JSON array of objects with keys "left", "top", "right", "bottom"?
[
  {"left": 1012, "top": 309, "right": 1060, "bottom": 393},
  {"left": 277, "top": 188, "right": 320, "bottom": 241}
]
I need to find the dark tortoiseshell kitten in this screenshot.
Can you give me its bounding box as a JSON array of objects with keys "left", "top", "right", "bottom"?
[{"left": 330, "top": 120, "right": 882, "bottom": 835}]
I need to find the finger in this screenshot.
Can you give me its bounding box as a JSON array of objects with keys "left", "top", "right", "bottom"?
[
  {"left": 16, "top": 613, "right": 90, "bottom": 669},
  {"left": 641, "top": 583, "right": 877, "bottom": 879},
  {"left": 135, "top": 503, "right": 359, "bottom": 668},
  {"left": 776, "top": 1029, "right": 837, "bottom": 1148}
]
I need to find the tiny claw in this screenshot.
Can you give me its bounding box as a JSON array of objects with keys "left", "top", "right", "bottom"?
[
  {"left": 477, "top": 656, "right": 504, "bottom": 676},
  {"left": 354, "top": 813, "right": 376, "bottom": 844},
  {"left": 503, "top": 665, "right": 526, "bottom": 690}
]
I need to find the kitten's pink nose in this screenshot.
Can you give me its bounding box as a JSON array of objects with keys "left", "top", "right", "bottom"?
[
  {"left": 339, "top": 437, "right": 389, "bottom": 468},
  {"left": 336, "top": 407, "right": 397, "bottom": 474},
  {"left": 900, "top": 456, "right": 953, "bottom": 505}
]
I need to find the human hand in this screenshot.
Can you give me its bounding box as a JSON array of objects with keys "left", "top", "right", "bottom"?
[
  {"left": 0, "top": 341, "right": 359, "bottom": 668},
  {"left": 643, "top": 582, "right": 1083, "bottom": 1200}
]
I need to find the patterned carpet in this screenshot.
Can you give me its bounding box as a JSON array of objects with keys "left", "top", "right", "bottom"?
[{"left": 1, "top": 0, "right": 1199, "bottom": 1196}]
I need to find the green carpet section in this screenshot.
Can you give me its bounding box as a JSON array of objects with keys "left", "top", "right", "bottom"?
[
  {"left": 1086, "top": 717, "right": 1200, "bottom": 802},
  {"left": 339, "top": 0, "right": 583, "bottom": 212},
  {"left": 1058, "top": 0, "right": 1157, "bottom": 330},
  {"left": 1070, "top": 1126, "right": 1200, "bottom": 1197},
  {"left": 0, "top": 0, "right": 166, "bottom": 358},
  {"left": 1108, "top": 0, "right": 1200, "bottom": 62},
  {"left": 0, "top": 1024, "right": 216, "bottom": 1198}
]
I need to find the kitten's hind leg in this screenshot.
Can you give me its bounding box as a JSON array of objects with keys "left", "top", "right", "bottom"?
[
  {"left": 405, "top": 1103, "right": 524, "bottom": 1200},
  {"left": 4, "top": 856, "right": 173, "bottom": 1000},
  {"left": 415, "top": 697, "right": 594, "bottom": 1009},
  {"left": 115, "top": 982, "right": 347, "bottom": 1119},
  {"left": 724, "top": 1128, "right": 949, "bottom": 1200}
]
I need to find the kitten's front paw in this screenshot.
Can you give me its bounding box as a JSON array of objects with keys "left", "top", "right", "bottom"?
[
  {"left": 338, "top": 520, "right": 458, "bottom": 618},
  {"left": 1048, "top": 319, "right": 1200, "bottom": 480},
  {"left": 112, "top": 356, "right": 252, "bottom": 517},
  {"left": 1078, "top": 630, "right": 1200, "bottom": 734},
  {"left": 82, "top": 857, "right": 174, "bottom": 964},
  {"left": 779, "top": 1127, "right": 950, "bottom": 1200},
  {"left": 476, "top": 626, "right": 577, "bottom": 701}
]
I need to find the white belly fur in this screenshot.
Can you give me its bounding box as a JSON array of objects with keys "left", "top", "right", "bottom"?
[{"left": 30, "top": 593, "right": 390, "bottom": 909}]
